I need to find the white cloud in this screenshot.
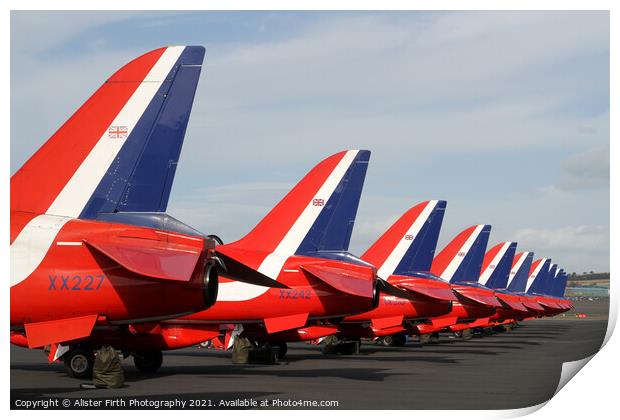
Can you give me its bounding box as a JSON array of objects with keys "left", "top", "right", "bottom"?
[
  {"left": 557, "top": 147, "right": 610, "bottom": 190},
  {"left": 513, "top": 225, "right": 608, "bottom": 252}
]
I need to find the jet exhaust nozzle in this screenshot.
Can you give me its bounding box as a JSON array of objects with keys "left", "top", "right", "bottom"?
[{"left": 202, "top": 262, "right": 219, "bottom": 308}]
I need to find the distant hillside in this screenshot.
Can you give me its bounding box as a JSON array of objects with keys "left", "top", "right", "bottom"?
[{"left": 568, "top": 272, "right": 610, "bottom": 281}]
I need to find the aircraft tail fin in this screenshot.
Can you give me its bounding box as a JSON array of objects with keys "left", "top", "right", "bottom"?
[
  {"left": 361, "top": 200, "right": 447, "bottom": 279},
  {"left": 552, "top": 270, "right": 569, "bottom": 297},
  {"left": 526, "top": 258, "right": 551, "bottom": 293},
  {"left": 219, "top": 150, "right": 370, "bottom": 279},
  {"left": 506, "top": 251, "right": 534, "bottom": 292},
  {"left": 11, "top": 46, "right": 204, "bottom": 224},
  {"left": 430, "top": 224, "right": 492, "bottom": 283},
  {"left": 479, "top": 242, "right": 517, "bottom": 289},
  {"left": 544, "top": 264, "right": 559, "bottom": 294}
]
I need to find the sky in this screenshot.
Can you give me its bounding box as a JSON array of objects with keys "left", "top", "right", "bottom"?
[{"left": 10, "top": 11, "right": 610, "bottom": 273}]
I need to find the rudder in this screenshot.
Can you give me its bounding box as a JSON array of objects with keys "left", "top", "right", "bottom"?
[{"left": 361, "top": 200, "right": 447, "bottom": 279}]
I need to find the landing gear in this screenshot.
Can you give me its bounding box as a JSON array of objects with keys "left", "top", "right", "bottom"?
[
  {"left": 461, "top": 328, "right": 473, "bottom": 341},
  {"left": 428, "top": 332, "right": 440, "bottom": 344},
  {"left": 378, "top": 334, "right": 407, "bottom": 347},
  {"left": 480, "top": 327, "right": 494, "bottom": 336},
  {"left": 495, "top": 323, "right": 514, "bottom": 332},
  {"left": 321, "top": 336, "right": 360, "bottom": 355},
  {"left": 133, "top": 350, "right": 163, "bottom": 374},
  {"left": 272, "top": 342, "right": 288, "bottom": 359},
  {"left": 63, "top": 347, "right": 95, "bottom": 379}
]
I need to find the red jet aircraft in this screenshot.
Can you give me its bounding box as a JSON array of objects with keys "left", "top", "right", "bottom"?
[
  {"left": 10, "top": 46, "right": 279, "bottom": 376},
  {"left": 32, "top": 149, "right": 383, "bottom": 374},
  {"left": 234, "top": 200, "right": 459, "bottom": 351},
  {"left": 478, "top": 242, "right": 541, "bottom": 326}
]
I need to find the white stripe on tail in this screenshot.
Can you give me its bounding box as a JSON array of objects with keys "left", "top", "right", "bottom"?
[
  {"left": 526, "top": 258, "right": 549, "bottom": 292},
  {"left": 376, "top": 200, "right": 438, "bottom": 280},
  {"left": 508, "top": 252, "right": 529, "bottom": 284},
  {"left": 217, "top": 150, "right": 359, "bottom": 301},
  {"left": 439, "top": 225, "right": 484, "bottom": 281},
  {"left": 479, "top": 242, "right": 511, "bottom": 286},
  {"left": 10, "top": 47, "right": 184, "bottom": 288}
]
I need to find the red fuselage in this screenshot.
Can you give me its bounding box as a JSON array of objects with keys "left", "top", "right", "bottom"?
[
  {"left": 179, "top": 255, "right": 379, "bottom": 323},
  {"left": 10, "top": 211, "right": 214, "bottom": 330}
]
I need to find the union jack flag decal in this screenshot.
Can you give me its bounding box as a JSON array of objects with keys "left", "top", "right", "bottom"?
[
  {"left": 405, "top": 235, "right": 414, "bottom": 241},
  {"left": 457, "top": 251, "right": 465, "bottom": 257},
  {"left": 312, "top": 198, "right": 325, "bottom": 207},
  {"left": 108, "top": 126, "right": 128, "bottom": 139}
]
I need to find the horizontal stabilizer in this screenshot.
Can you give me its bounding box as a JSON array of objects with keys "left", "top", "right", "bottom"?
[
  {"left": 84, "top": 234, "right": 202, "bottom": 281},
  {"left": 24, "top": 314, "right": 98, "bottom": 348},
  {"left": 496, "top": 295, "right": 528, "bottom": 312},
  {"left": 454, "top": 288, "right": 502, "bottom": 307},
  {"left": 264, "top": 313, "right": 309, "bottom": 334},
  {"left": 371, "top": 316, "right": 404, "bottom": 330},
  {"left": 301, "top": 264, "right": 375, "bottom": 298},
  {"left": 538, "top": 300, "right": 561, "bottom": 310},
  {"left": 522, "top": 300, "right": 545, "bottom": 311},
  {"left": 390, "top": 278, "right": 457, "bottom": 302},
  {"left": 216, "top": 248, "right": 289, "bottom": 288}
]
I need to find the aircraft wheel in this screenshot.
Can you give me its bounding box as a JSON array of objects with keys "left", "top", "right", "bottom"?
[
  {"left": 428, "top": 332, "right": 440, "bottom": 345},
  {"left": 274, "top": 342, "right": 288, "bottom": 359},
  {"left": 461, "top": 329, "right": 473, "bottom": 341},
  {"left": 133, "top": 350, "right": 163, "bottom": 374},
  {"left": 63, "top": 347, "right": 95, "bottom": 379},
  {"left": 381, "top": 335, "right": 395, "bottom": 347}
]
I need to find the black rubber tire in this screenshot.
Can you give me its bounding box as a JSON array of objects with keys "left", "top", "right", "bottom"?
[
  {"left": 381, "top": 335, "right": 395, "bottom": 347},
  {"left": 133, "top": 350, "right": 163, "bottom": 374},
  {"left": 274, "top": 342, "right": 288, "bottom": 359},
  {"left": 461, "top": 329, "right": 473, "bottom": 341},
  {"left": 63, "top": 347, "right": 95, "bottom": 379}
]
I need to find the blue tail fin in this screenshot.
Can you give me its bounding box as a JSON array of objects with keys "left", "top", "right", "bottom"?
[
  {"left": 507, "top": 252, "right": 534, "bottom": 292},
  {"left": 548, "top": 268, "right": 567, "bottom": 297},
  {"left": 295, "top": 150, "right": 370, "bottom": 257},
  {"left": 481, "top": 242, "right": 518, "bottom": 290},
  {"left": 527, "top": 259, "right": 551, "bottom": 294},
  {"left": 543, "top": 264, "right": 558, "bottom": 295},
  {"left": 392, "top": 200, "right": 447, "bottom": 276},
  {"left": 553, "top": 271, "right": 569, "bottom": 297},
  {"left": 80, "top": 46, "right": 205, "bottom": 219},
  {"left": 449, "top": 225, "right": 492, "bottom": 284}
]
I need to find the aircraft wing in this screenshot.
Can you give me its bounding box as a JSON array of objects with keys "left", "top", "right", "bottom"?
[
  {"left": 84, "top": 234, "right": 203, "bottom": 282},
  {"left": 496, "top": 295, "right": 529, "bottom": 312},
  {"left": 522, "top": 300, "right": 545, "bottom": 311},
  {"left": 300, "top": 263, "right": 375, "bottom": 298},
  {"left": 454, "top": 288, "right": 503, "bottom": 307},
  {"left": 391, "top": 279, "right": 457, "bottom": 301}
]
